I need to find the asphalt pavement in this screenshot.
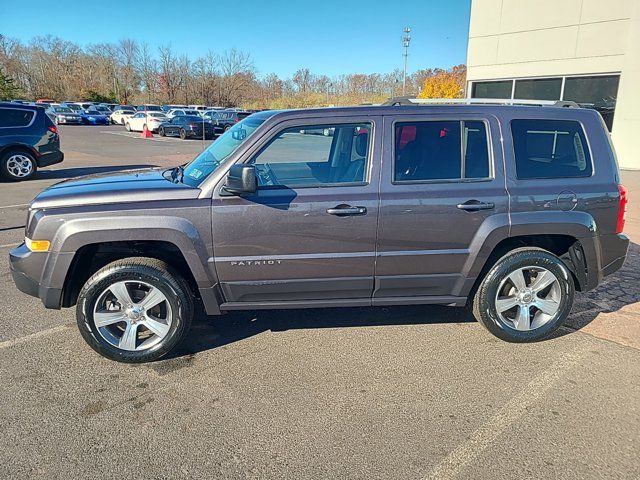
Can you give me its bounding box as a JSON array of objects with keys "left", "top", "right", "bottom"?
[{"left": 0, "top": 125, "right": 639, "bottom": 479}]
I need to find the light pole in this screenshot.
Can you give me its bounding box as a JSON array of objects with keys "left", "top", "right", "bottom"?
[
  {"left": 326, "top": 82, "right": 332, "bottom": 105},
  {"left": 402, "top": 26, "right": 411, "bottom": 96}
]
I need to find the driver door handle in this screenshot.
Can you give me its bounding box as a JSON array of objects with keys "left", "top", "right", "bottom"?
[
  {"left": 456, "top": 200, "right": 495, "bottom": 211},
  {"left": 326, "top": 205, "right": 367, "bottom": 216}
]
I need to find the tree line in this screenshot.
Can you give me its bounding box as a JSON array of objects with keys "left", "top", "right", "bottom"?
[{"left": 0, "top": 34, "right": 466, "bottom": 107}]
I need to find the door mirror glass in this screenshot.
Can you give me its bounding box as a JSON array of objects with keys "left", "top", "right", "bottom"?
[{"left": 224, "top": 164, "right": 257, "bottom": 195}]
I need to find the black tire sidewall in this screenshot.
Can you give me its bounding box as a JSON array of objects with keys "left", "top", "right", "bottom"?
[
  {"left": 76, "top": 264, "right": 191, "bottom": 362},
  {"left": 475, "top": 249, "right": 574, "bottom": 342},
  {"left": 180, "top": 129, "right": 186, "bottom": 139}
]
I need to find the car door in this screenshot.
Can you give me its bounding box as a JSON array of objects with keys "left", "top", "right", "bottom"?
[
  {"left": 374, "top": 113, "right": 508, "bottom": 302},
  {"left": 210, "top": 116, "right": 382, "bottom": 305}
]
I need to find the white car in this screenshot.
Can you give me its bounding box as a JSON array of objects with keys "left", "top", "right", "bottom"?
[
  {"left": 110, "top": 107, "right": 137, "bottom": 125},
  {"left": 125, "top": 112, "right": 168, "bottom": 132},
  {"left": 166, "top": 108, "right": 201, "bottom": 119}
]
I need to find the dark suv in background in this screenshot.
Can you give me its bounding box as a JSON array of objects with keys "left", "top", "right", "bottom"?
[
  {"left": 0, "top": 102, "right": 63, "bottom": 181},
  {"left": 9, "top": 99, "right": 629, "bottom": 362}
]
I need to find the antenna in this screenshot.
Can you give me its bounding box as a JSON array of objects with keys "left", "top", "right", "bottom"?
[{"left": 402, "top": 27, "right": 411, "bottom": 96}]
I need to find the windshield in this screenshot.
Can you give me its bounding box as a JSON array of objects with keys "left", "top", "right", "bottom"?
[{"left": 182, "top": 116, "right": 265, "bottom": 187}]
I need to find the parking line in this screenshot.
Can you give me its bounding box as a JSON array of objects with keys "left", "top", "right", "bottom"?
[
  {"left": 423, "top": 345, "right": 588, "bottom": 480},
  {"left": 0, "top": 243, "right": 20, "bottom": 249},
  {"left": 0, "top": 324, "right": 70, "bottom": 350},
  {"left": 0, "top": 203, "right": 29, "bottom": 209},
  {"left": 100, "top": 131, "right": 181, "bottom": 143}
]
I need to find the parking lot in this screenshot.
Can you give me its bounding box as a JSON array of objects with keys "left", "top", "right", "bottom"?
[{"left": 1, "top": 126, "right": 639, "bottom": 479}]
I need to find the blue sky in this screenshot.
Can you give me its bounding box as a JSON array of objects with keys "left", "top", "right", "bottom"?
[{"left": 0, "top": 0, "right": 471, "bottom": 78}]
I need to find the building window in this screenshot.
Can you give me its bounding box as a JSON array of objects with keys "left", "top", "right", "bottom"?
[
  {"left": 471, "top": 80, "right": 512, "bottom": 99},
  {"left": 514, "top": 78, "right": 562, "bottom": 101},
  {"left": 563, "top": 75, "right": 620, "bottom": 131}
]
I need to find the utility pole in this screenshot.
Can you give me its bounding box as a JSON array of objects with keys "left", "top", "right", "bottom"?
[{"left": 402, "top": 26, "right": 411, "bottom": 96}]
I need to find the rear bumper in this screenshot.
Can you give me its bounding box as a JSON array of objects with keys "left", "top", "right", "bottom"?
[
  {"left": 601, "top": 233, "right": 629, "bottom": 278},
  {"left": 37, "top": 150, "right": 63, "bottom": 168}
]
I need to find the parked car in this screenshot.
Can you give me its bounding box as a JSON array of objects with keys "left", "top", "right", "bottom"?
[
  {"left": 110, "top": 106, "right": 137, "bottom": 125},
  {"left": 63, "top": 103, "right": 83, "bottom": 113},
  {"left": 165, "top": 108, "right": 201, "bottom": 119},
  {"left": 8, "top": 100, "right": 630, "bottom": 362},
  {"left": 80, "top": 108, "right": 110, "bottom": 125},
  {"left": 45, "top": 105, "right": 83, "bottom": 125},
  {"left": 92, "top": 105, "right": 112, "bottom": 116},
  {"left": 136, "top": 104, "right": 163, "bottom": 112},
  {"left": 161, "top": 104, "right": 187, "bottom": 112},
  {"left": 0, "top": 102, "right": 63, "bottom": 181},
  {"left": 207, "top": 110, "right": 252, "bottom": 132},
  {"left": 125, "top": 111, "right": 168, "bottom": 132},
  {"left": 157, "top": 115, "right": 216, "bottom": 139}
]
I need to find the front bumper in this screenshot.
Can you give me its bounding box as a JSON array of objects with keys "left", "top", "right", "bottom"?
[{"left": 9, "top": 243, "right": 63, "bottom": 309}]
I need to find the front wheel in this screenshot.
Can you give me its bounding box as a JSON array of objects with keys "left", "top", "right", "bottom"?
[
  {"left": 76, "top": 257, "right": 194, "bottom": 363},
  {"left": 179, "top": 128, "right": 187, "bottom": 140},
  {"left": 125, "top": 122, "right": 131, "bottom": 131},
  {"left": 159, "top": 127, "right": 165, "bottom": 136},
  {"left": 472, "top": 248, "right": 574, "bottom": 343}
]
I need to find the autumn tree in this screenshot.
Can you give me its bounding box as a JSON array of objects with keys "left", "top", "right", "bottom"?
[{"left": 418, "top": 64, "right": 466, "bottom": 99}]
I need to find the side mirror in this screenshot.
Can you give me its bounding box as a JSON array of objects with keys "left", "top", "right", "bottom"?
[{"left": 224, "top": 164, "right": 257, "bottom": 195}]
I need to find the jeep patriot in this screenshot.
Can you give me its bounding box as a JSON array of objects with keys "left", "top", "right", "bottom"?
[{"left": 9, "top": 99, "right": 630, "bottom": 362}]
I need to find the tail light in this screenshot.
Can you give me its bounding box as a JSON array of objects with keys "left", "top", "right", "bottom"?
[
  {"left": 616, "top": 184, "right": 628, "bottom": 234},
  {"left": 47, "top": 125, "right": 58, "bottom": 134}
]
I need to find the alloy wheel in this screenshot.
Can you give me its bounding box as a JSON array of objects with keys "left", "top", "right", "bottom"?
[
  {"left": 494, "top": 266, "right": 561, "bottom": 331},
  {"left": 92, "top": 280, "right": 172, "bottom": 351},
  {"left": 6, "top": 154, "right": 34, "bottom": 178}
]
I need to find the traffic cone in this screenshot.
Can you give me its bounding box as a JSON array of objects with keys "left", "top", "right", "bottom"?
[{"left": 141, "top": 125, "right": 153, "bottom": 138}]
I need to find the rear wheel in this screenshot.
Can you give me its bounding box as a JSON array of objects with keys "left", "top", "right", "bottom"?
[
  {"left": 1, "top": 150, "right": 37, "bottom": 181},
  {"left": 224, "top": 124, "right": 231, "bottom": 132},
  {"left": 159, "top": 127, "right": 165, "bottom": 136},
  {"left": 76, "top": 258, "right": 193, "bottom": 363},
  {"left": 472, "top": 248, "right": 574, "bottom": 343}
]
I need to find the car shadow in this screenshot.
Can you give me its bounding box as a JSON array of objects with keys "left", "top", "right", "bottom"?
[
  {"left": 169, "top": 303, "right": 474, "bottom": 359},
  {"left": 33, "top": 164, "right": 158, "bottom": 180},
  {"left": 166, "top": 242, "right": 640, "bottom": 360}
]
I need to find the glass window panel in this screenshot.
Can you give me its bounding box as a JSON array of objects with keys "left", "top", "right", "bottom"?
[
  {"left": 471, "top": 80, "right": 512, "bottom": 99},
  {"left": 514, "top": 78, "right": 562, "bottom": 100}
]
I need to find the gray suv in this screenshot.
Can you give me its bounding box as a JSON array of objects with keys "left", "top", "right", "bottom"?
[{"left": 9, "top": 99, "right": 630, "bottom": 362}]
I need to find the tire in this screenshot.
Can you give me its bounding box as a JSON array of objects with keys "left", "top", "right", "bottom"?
[
  {"left": 76, "top": 257, "right": 194, "bottom": 363},
  {"left": 159, "top": 127, "right": 165, "bottom": 137},
  {"left": 120, "top": 118, "right": 125, "bottom": 125},
  {"left": 125, "top": 122, "right": 131, "bottom": 132},
  {"left": 1, "top": 150, "right": 37, "bottom": 181},
  {"left": 179, "top": 128, "right": 187, "bottom": 140},
  {"left": 224, "top": 124, "right": 231, "bottom": 132},
  {"left": 472, "top": 248, "right": 574, "bottom": 343}
]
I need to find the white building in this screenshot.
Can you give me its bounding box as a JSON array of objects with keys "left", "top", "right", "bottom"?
[{"left": 466, "top": 0, "right": 640, "bottom": 169}]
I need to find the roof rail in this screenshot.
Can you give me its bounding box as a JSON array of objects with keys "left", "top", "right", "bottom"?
[{"left": 382, "top": 96, "right": 580, "bottom": 108}]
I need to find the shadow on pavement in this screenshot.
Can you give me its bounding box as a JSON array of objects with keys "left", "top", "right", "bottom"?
[
  {"left": 567, "top": 241, "right": 640, "bottom": 330},
  {"left": 170, "top": 303, "right": 474, "bottom": 359},
  {"left": 168, "top": 243, "right": 640, "bottom": 360},
  {"left": 33, "top": 164, "right": 158, "bottom": 180}
]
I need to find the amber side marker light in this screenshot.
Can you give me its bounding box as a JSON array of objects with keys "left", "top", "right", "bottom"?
[{"left": 25, "top": 238, "right": 50, "bottom": 252}]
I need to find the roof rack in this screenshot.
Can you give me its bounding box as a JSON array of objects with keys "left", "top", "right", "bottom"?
[{"left": 382, "top": 96, "right": 579, "bottom": 108}]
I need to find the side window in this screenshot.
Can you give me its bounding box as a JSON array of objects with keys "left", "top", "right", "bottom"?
[
  {"left": 394, "top": 120, "right": 490, "bottom": 182},
  {"left": 250, "top": 123, "right": 371, "bottom": 188},
  {"left": 175, "top": 110, "right": 184, "bottom": 116},
  {"left": 511, "top": 119, "right": 592, "bottom": 179},
  {"left": 0, "top": 109, "right": 34, "bottom": 128}
]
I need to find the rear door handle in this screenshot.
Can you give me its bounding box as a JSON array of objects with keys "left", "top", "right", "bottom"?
[
  {"left": 326, "top": 205, "right": 367, "bottom": 216},
  {"left": 456, "top": 200, "right": 495, "bottom": 212}
]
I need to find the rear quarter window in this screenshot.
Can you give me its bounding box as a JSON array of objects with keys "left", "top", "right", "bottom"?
[
  {"left": 0, "top": 108, "right": 35, "bottom": 128},
  {"left": 511, "top": 119, "right": 592, "bottom": 179}
]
